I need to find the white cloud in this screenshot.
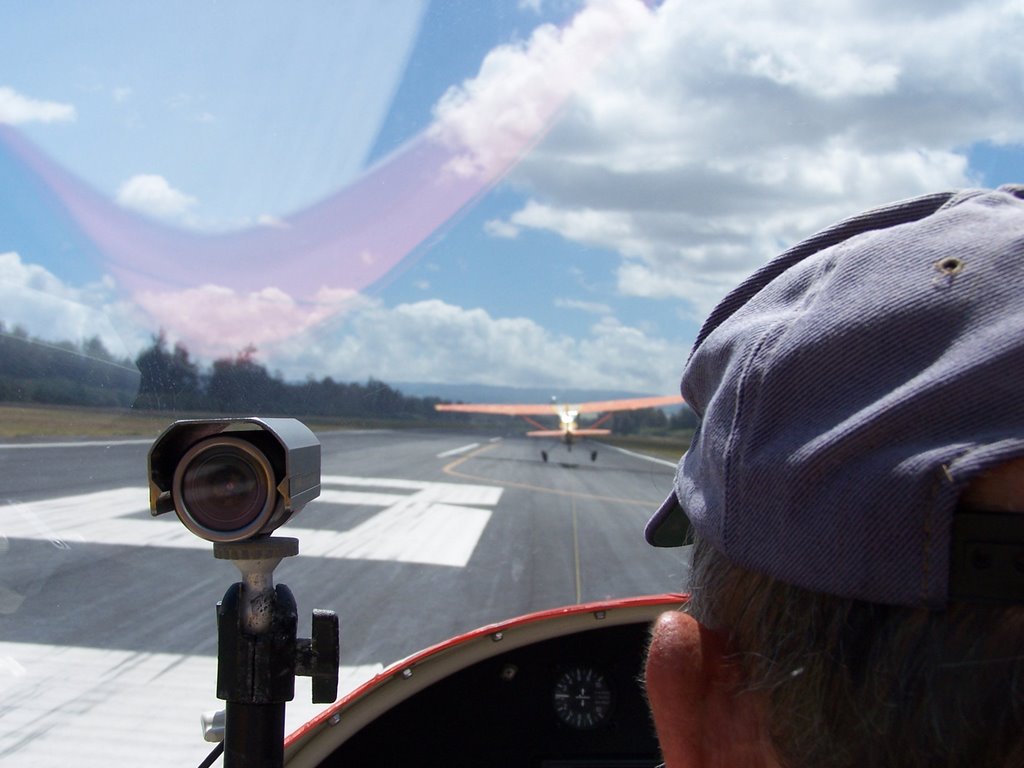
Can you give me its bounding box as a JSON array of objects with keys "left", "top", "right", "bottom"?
[
  {"left": 0, "top": 253, "right": 681, "bottom": 392},
  {"left": 452, "top": 0, "right": 1023, "bottom": 313},
  {"left": 256, "top": 214, "right": 291, "bottom": 229},
  {"left": 115, "top": 174, "right": 198, "bottom": 221},
  {"left": 484, "top": 218, "right": 521, "bottom": 239},
  {"left": 555, "top": 297, "right": 612, "bottom": 315},
  {"left": 0, "top": 252, "right": 145, "bottom": 360},
  {"left": 135, "top": 284, "right": 360, "bottom": 360},
  {"left": 274, "top": 298, "right": 683, "bottom": 393},
  {"left": 0, "top": 86, "right": 76, "bottom": 124},
  {"left": 428, "top": 0, "right": 652, "bottom": 179}
]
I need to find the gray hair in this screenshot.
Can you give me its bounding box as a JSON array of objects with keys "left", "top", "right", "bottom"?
[{"left": 684, "top": 536, "right": 1024, "bottom": 768}]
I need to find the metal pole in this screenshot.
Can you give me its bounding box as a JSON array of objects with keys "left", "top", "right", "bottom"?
[{"left": 215, "top": 539, "right": 299, "bottom": 768}]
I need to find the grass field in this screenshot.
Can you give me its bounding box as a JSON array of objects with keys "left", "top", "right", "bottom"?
[{"left": 0, "top": 404, "right": 177, "bottom": 439}]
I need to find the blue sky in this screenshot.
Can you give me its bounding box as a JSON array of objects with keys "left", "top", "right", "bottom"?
[{"left": 1, "top": 0, "right": 1023, "bottom": 395}]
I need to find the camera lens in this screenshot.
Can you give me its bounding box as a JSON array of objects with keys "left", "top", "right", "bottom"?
[{"left": 173, "top": 437, "right": 277, "bottom": 542}]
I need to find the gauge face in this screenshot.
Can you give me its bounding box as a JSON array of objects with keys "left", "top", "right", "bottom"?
[{"left": 552, "top": 665, "right": 613, "bottom": 729}]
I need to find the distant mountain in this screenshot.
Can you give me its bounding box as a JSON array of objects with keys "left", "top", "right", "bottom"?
[{"left": 391, "top": 381, "right": 679, "bottom": 406}]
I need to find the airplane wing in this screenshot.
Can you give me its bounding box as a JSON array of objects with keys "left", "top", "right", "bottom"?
[
  {"left": 434, "top": 403, "right": 567, "bottom": 415},
  {"left": 528, "top": 428, "right": 612, "bottom": 437},
  {"left": 434, "top": 394, "right": 683, "bottom": 415},
  {"left": 570, "top": 395, "right": 684, "bottom": 413}
]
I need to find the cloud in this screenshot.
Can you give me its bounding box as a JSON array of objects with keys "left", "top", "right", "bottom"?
[
  {"left": 135, "top": 284, "right": 360, "bottom": 360},
  {"left": 256, "top": 214, "right": 291, "bottom": 229},
  {"left": 0, "top": 252, "right": 144, "bottom": 359},
  {"left": 0, "top": 86, "right": 76, "bottom": 124},
  {"left": 115, "top": 174, "right": 198, "bottom": 221},
  {"left": 274, "top": 298, "right": 683, "bottom": 393},
  {"left": 428, "top": 0, "right": 652, "bottom": 180},
  {"left": 555, "top": 297, "right": 612, "bottom": 315},
  {"left": 0, "top": 254, "right": 681, "bottom": 392},
  {"left": 484, "top": 218, "right": 521, "bottom": 239},
  {"left": 466, "top": 0, "right": 1023, "bottom": 314}
]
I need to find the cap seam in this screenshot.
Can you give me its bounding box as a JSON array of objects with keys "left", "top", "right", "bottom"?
[{"left": 720, "top": 320, "right": 787, "bottom": 550}]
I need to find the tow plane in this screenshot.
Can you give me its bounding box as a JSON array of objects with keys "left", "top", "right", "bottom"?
[{"left": 435, "top": 394, "right": 684, "bottom": 461}]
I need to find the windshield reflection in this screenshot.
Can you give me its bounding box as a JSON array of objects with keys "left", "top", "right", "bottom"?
[{"left": 1, "top": 1, "right": 1022, "bottom": 766}]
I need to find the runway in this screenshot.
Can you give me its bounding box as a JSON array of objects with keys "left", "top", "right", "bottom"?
[{"left": 0, "top": 428, "right": 687, "bottom": 767}]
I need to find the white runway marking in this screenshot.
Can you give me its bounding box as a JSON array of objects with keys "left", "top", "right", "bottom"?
[
  {"left": 435, "top": 442, "right": 480, "bottom": 458},
  {"left": 0, "top": 473, "right": 499, "bottom": 766},
  {"left": 601, "top": 443, "right": 679, "bottom": 468},
  {"left": 1, "top": 476, "right": 502, "bottom": 568},
  {"left": 0, "top": 640, "right": 381, "bottom": 768},
  {"left": 0, "top": 438, "right": 154, "bottom": 449}
]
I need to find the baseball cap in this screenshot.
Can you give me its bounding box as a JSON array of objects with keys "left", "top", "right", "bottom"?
[{"left": 646, "top": 184, "right": 1024, "bottom": 607}]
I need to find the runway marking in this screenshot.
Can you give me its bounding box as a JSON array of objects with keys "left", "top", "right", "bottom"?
[
  {"left": 0, "top": 477, "right": 502, "bottom": 568},
  {"left": 600, "top": 443, "right": 679, "bottom": 468},
  {"left": 0, "top": 438, "right": 154, "bottom": 450},
  {"left": 571, "top": 496, "right": 582, "bottom": 604},
  {"left": 0, "top": 640, "right": 381, "bottom": 768},
  {"left": 436, "top": 442, "right": 480, "bottom": 458}
]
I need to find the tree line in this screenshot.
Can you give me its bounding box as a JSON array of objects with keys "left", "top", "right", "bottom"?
[
  {"left": 133, "top": 333, "right": 447, "bottom": 419},
  {"left": 0, "top": 324, "right": 691, "bottom": 432},
  {"left": 0, "top": 322, "right": 139, "bottom": 407}
]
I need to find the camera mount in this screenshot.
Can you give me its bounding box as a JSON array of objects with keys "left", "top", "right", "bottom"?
[{"left": 214, "top": 537, "right": 339, "bottom": 768}]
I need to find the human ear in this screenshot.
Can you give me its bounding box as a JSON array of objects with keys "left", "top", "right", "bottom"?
[{"left": 644, "top": 611, "right": 776, "bottom": 768}]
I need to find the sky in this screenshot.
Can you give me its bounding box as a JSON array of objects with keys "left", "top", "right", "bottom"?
[{"left": 1, "top": 0, "right": 1023, "bottom": 397}]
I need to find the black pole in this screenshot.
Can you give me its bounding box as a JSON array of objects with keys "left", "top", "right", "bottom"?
[
  {"left": 216, "top": 574, "right": 298, "bottom": 768},
  {"left": 211, "top": 538, "right": 339, "bottom": 768},
  {"left": 224, "top": 703, "right": 286, "bottom": 768}
]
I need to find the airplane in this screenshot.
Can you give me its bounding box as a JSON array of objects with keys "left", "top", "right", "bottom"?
[{"left": 435, "top": 394, "right": 684, "bottom": 461}]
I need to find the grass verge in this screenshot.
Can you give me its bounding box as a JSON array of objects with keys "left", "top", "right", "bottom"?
[
  {"left": 0, "top": 403, "right": 461, "bottom": 439},
  {"left": 599, "top": 431, "right": 693, "bottom": 462}
]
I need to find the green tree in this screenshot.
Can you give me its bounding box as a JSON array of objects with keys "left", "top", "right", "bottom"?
[{"left": 135, "top": 331, "right": 201, "bottom": 410}]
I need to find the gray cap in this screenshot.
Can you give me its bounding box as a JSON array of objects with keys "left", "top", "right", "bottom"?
[{"left": 646, "top": 184, "right": 1024, "bottom": 607}]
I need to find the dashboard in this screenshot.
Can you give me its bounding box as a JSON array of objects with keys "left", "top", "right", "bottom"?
[{"left": 285, "top": 596, "right": 682, "bottom": 768}]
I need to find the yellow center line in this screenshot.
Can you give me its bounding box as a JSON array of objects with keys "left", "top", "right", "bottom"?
[
  {"left": 572, "top": 495, "right": 582, "bottom": 603},
  {"left": 441, "top": 442, "right": 654, "bottom": 507}
]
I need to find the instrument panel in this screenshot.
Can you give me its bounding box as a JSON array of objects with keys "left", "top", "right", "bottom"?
[{"left": 317, "top": 621, "right": 662, "bottom": 767}]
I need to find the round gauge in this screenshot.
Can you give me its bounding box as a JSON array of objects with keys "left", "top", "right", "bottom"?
[{"left": 552, "top": 665, "right": 613, "bottom": 729}]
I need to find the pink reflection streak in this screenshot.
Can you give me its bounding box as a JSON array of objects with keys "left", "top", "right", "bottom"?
[
  {"left": 4, "top": 127, "right": 492, "bottom": 299},
  {"left": 1, "top": 0, "right": 653, "bottom": 356}
]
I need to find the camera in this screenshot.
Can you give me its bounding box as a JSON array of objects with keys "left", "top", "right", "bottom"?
[{"left": 148, "top": 417, "right": 320, "bottom": 543}]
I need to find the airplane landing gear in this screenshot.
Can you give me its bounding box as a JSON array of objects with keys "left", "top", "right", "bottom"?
[
  {"left": 541, "top": 450, "right": 549, "bottom": 462},
  {"left": 590, "top": 450, "right": 598, "bottom": 462}
]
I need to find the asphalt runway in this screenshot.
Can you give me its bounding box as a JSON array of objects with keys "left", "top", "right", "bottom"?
[{"left": 0, "top": 429, "right": 688, "bottom": 767}]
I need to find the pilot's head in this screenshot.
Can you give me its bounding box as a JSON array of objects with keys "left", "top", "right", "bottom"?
[{"left": 644, "top": 185, "right": 1024, "bottom": 768}]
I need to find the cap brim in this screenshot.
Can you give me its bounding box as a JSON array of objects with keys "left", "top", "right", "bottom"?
[{"left": 645, "top": 491, "right": 692, "bottom": 547}]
